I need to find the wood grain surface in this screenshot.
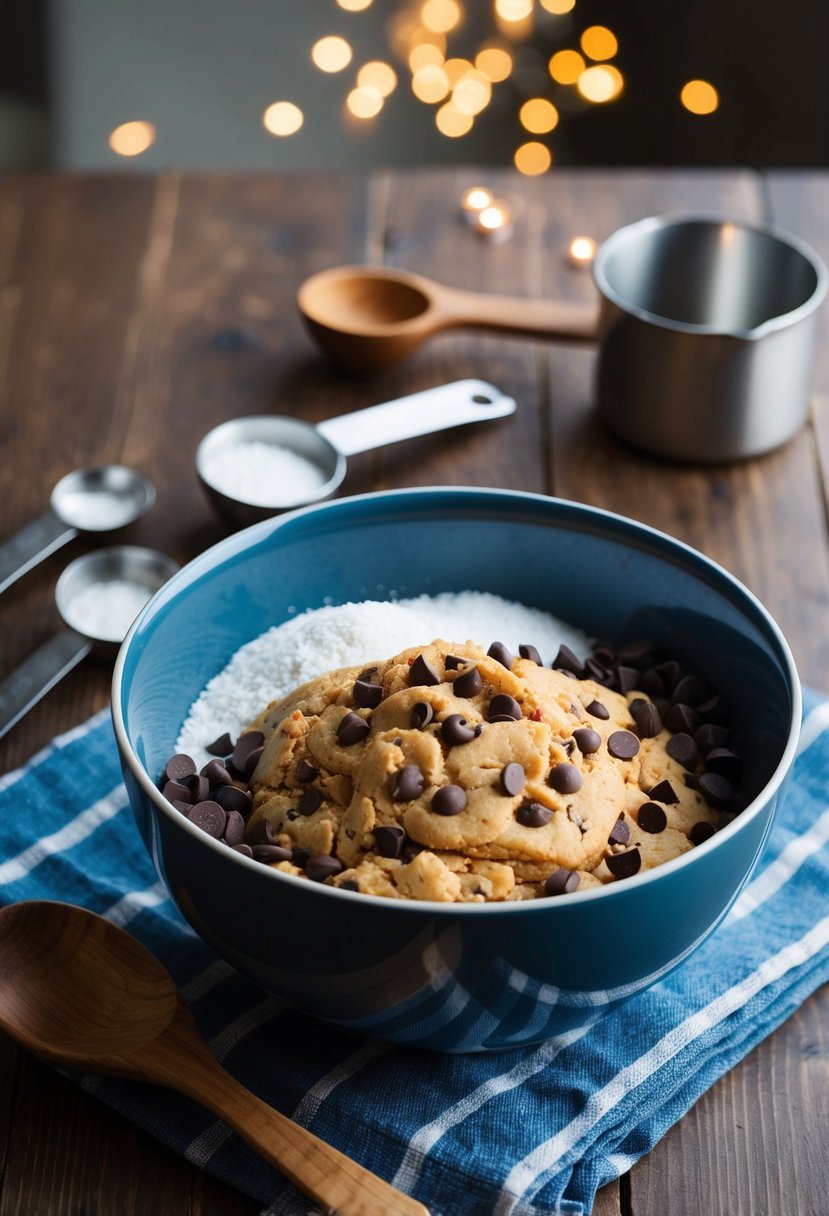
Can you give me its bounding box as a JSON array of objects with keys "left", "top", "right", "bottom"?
[{"left": 0, "top": 168, "right": 827, "bottom": 1215}]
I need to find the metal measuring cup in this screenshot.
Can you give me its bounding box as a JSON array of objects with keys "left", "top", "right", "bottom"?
[
  {"left": 0, "top": 465, "right": 156, "bottom": 596},
  {"left": 0, "top": 546, "right": 178, "bottom": 740},
  {"left": 195, "top": 379, "right": 516, "bottom": 526}
]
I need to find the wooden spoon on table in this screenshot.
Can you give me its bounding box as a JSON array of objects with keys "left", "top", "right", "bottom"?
[{"left": 0, "top": 900, "right": 429, "bottom": 1216}]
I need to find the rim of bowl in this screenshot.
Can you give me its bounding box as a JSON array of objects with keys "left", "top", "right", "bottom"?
[{"left": 112, "top": 485, "right": 802, "bottom": 914}]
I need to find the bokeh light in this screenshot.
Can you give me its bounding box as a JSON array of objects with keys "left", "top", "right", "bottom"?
[
  {"left": 262, "top": 103, "right": 304, "bottom": 137},
  {"left": 549, "top": 49, "right": 585, "bottom": 84},
  {"left": 580, "top": 26, "right": 618, "bottom": 61},
  {"left": 577, "top": 64, "right": 623, "bottom": 103},
  {"left": 412, "top": 64, "right": 451, "bottom": 103},
  {"left": 514, "top": 141, "right": 552, "bottom": 174},
  {"left": 421, "top": 0, "right": 462, "bottom": 34},
  {"left": 680, "top": 79, "right": 719, "bottom": 114},
  {"left": 337, "top": 0, "right": 372, "bottom": 9},
  {"left": 409, "top": 42, "right": 445, "bottom": 72},
  {"left": 568, "top": 235, "right": 597, "bottom": 265},
  {"left": 312, "top": 36, "right": 353, "bottom": 73},
  {"left": 444, "top": 57, "right": 473, "bottom": 86},
  {"left": 109, "top": 120, "right": 156, "bottom": 156},
  {"left": 475, "top": 44, "right": 513, "bottom": 82},
  {"left": 346, "top": 86, "right": 383, "bottom": 118},
  {"left": 519, "top": 97, "right": 559, "bottom": 133},
  {"left": 495, "top": 0, "right": 534, "bottom": 21},
  {"left": 357, "top": 61, "right": 398, "bottom": 97},
  {"left": 539, "top": 0, "right": 576, "bottom": 12},
  {"left": 435, "top": 103, "right": 474, "bottom": 136},
  {"left": 453, "top": 70, "right": 492, "bottom": 115}
]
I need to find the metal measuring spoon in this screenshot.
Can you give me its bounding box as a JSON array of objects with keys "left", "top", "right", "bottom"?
[
  {"left": 195, "top": 378, "right": 516, "bottom": 526},
  {"left": 0, "top": 465, "right": 156, "bottom": 596},
  {"left": 0, "top": 545, "right": 178, "bottom": 740}
]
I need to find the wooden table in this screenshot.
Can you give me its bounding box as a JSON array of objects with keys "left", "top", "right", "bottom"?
[{"left": 0, "top": 168, "right": 827, "bottom": 1215}]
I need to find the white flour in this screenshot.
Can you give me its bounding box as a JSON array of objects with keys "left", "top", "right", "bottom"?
[
  {"left": 63, "top": 578, "right": 153, "bottom": 642},
  {"left": 176, "top": 592, "right": 592, "bottom": 768},
  {"left": 201, "top": 441, "right": 328, "bottom": 507}
]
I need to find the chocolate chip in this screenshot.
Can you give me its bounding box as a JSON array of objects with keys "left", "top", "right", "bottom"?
[
  {"left": 695, "top": 723, "right": 732, "bottom": 754},
  {"left": 164, "top": 753, "right": 197, "bottom": 783},
  {"left": 305, "top": 854, "right": 343, "bottom": 882},
  {"left": 690, "top": 821, "right": 716, "bottom": 846},
  {"left": 639, "top": 668, "right": 666, "bottom": 697},
  {"left": 586, "top": 699, "right": 610, "bottom": 721},
  {"left": 201, "top": 759, "right": 232, "bottom": 787},
  {"left": 648, "top": 778, "right": 678, "bottom": 805},
  {"left": 162, "top": 779, "right": 192, "bottom": 804},
  {"left": 338, "top": 879, "right": 359, "bottom": 891},
  {"left": 188, "top": 800, "right": 227, "bottom": 838},
  {"left": 444, "top": 654, "right": 465, "bottom": 670},
  {"left": 374, "top": 824, "right": 405, "bottom": 858},
  {"left": 605, "top": 848, "right": 641, "bottom": 879},
  {"left": 654, "top": 660, "right": 682, "bottom": 693},
  {"left": 488, "top": 694, "right": 521, "bottom": 722},
  {"left": 296, "top": 760, "right": 319, "bottom": 783},
  {"left": 299, "top": 787, "right": 322, "bottom": 815},
  {"left": 215, "top": 785, "right": 252, "bottom": 816},
  {"left": 573, "top": 727, "right": 601, "bottom": 755},
  {"left": 608, "top": 814, "right": 630, "bottom": 845},
  {"left": 584, "top": 657, "right": 613, "bottom": 685},
  {"left": 231, "top": 731, "right": 265, "bottom": 772},
  {"left": 353, "top": 678, "right": 383, "bottom": 709},
  {"left": 637, "top": 802, "right": 667, "bottom": 833},
  {"left": 516, "top": 800, "right": 552, "bottom": 828},
  {"left": 552, "top": 645, "right": 583, "bottom": 676},
  {"left": 392, "top": 764, "right": 425, "bottom": 801},
  {"left": 698, "top": 771, "right": 733, "bottom": 808},
  {"left": 548, "top": 762, "right": 582, "bottom": 794},
  {"left": 432, "top": 785, "right": 467, "bottom": 815},
  {"left": 231, "top": 843, "right": 253, "bottom": 857},
  {"left": 410, "top": 701, "right": 434, "bottom": 730},
  {"left": 704, "top": 748, "right": 742, "bottom": 782},
  {"left": 592, "top": 642, "right": 617, "bottom": 665},
  {"left": 684, "top": 771, "right": 699, "bottom": 791},
  {"left": 170, "top": 799, "right": 192, "bottom": 815},
  {"left": 453, "top": 665, "right": 483, "bottom": 698},
  {"left": 519, "top": 643, "right": 542, "bottom": 665},
  {"left": 665, "top": 703, "right": 700, "bottom": 736},
  {"left": 441, "top": 713, "right": 479, "bottom": 746},
  {"left": 616, "top": 665, "right": 640, "bottom": 695},
  {"left": 608, "top": 730, "right": 640, "bottom": 760},
  {"left": 247, "top": 818, "right": 276, "bottom": 845},
  {"left": 186, "top": 774, "right": 212, "bottom": 803},
  {"left": 544, "top": 867, "right": 580, "bottom": 896},
  {"left": 292, "top": 847, "right": 313, "bottom": 867},
  {"left": 500, "top": 763, "right": 525, "bottom": 796},
  {"left": 487, "top": 641, "right": 513, "bottom": 669},
  {"left": 666, "top": 732, "right": 699, "bottom": 769},
  {"left": 223, "top": 810, "right": 246, "bottom": 846},
  {"left": 633, "top": 701, "right": 662, "bottom": 739},
  {"left": 337, "top": 711, "right": 370, "bottom": 747},
  {"left": 242, "top": 747, "right": 264, "bottom": 778},
  {"left": 252, "top": 843, "right": 293, "bottom": 864},
  {"left": 618, "top": 640, "right": 655, "bottom": 668},
  {"left": 205, "top": 733, "right": 233, "bottom": 757},
  {"left": 409, "top": 653, "right": 440, "bottom": 687},
  {"left": 672, "top": 674, "right": 709, "bottom": 707}
]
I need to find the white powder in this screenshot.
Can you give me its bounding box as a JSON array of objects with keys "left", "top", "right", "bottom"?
[
  {"left": 177, "top": 592, "right": 592, "bottom": 769},
  {"left": 63, "top": 579, "right": 153, "bottom": 642},
  {"left": 58, "top": 489, "right": 138, "bottom": 530},
  {"left": 202, "top": 441, "right": 329, "bottom": 507}
]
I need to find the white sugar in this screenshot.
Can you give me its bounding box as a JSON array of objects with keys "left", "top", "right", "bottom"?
[
  {"left": 63, "top": 579, "right": 152, "bottom": 642},
  {"left": 58, "top": 489, "right": 137, "bottom": 530},
  {"left": 177, "top": 592, "right": 592, "bottom": 769},
  {"left": 202, "top": 441, "right": 328, "bottom": 507}
]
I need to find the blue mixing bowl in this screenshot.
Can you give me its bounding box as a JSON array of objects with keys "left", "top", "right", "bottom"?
[{"left": 113, "top": 488, "right": 800, "bottom": 1052}]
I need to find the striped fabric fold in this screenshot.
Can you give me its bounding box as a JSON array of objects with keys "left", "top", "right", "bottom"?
[{"left": 2, "top": 692, "right": 828, "bottom": 1216}]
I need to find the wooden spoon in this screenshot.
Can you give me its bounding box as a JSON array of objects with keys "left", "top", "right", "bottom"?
[
  {"left": 0, "top": 900, "right": 429, "bottom": 1216},
  {"left": 297, "top": 264, "right": 599, "bottom": 374}
]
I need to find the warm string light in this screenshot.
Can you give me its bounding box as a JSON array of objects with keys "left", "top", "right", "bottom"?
[
  {"left": 312, "top": 35, "right": 353, "bottom": 72},
  {"left": 460, "top": 185, "right": 494, "bottom": 222},
  {"left": 474, "top": 198, "right": 513, "bottom": 242},
  {"left": 568, "top": 235, "right": 597, "bottom": 266},
  {"left": 109, "top": 120, "right": 156, "bottom": 156},
  {"left": 681, "top": 79, "right": 719, "bottom": 114},
  {"left": 263, "top": 102, "right": 304, "bottom": 136}
]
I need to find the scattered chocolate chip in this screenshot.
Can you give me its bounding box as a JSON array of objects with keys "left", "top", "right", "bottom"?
[
  {"left": 374, "top": 824, "right": 405, "bottom": 858},
  {"left": 162, "top": 779, "right": 192, "bottom": 804},
  {"left": 441, "top": 713, "right": 478, "bottom": 746},
  {"left": 296, "top": 760, "right": 319, "bottom": 783},
  {"left": 654, "top": 660, "right": 682, "bottom": 693},
  {"left": 393, "top": 737, "right": 403, "bottom": 747},
  {"left": 698, "top": 771, "right": 733, "bottom": 808},
  {"left": 409, "top": 653, "right": 440, "bottom": 687},
  {"left": 432, "top": 785, "right": 467, "bottom": 816},
  {"left": 608, "top": 814, "right": 630, "bottom": 845},
  {"left": 487, "top": 641, "right": 513, "bottom": 669},
  {"left": 616, "top": 665, "right": 640, "bottom": 695},
  {"left": 608, "top": 730, "right": 640, "bottom": 760},
  {"left": 338, "top": 879, "right": 359, "bottom": 891},
  {"left": 410, "top": 701, "right": 434, "bottom": 730},
  {"left": 205, "top": 733, "right": 233, "bottom": 757},
  {"left": 684, "top": 771, "right": 699, "bottom": 791},
  {"left": 632, "top": 701, "right": 662, "bottom": 739},
  {"left": 215, "top": 785, "right": 252, "bottom": 816},
  {"left": 392, "top": 764, "right": 425, "bottom": 801},
  {"left": 605, "top": 848, "right": 641, "bottom": 879},
  {"left": 704, "top": 748, "right": 742, "bottom": 782},
  {"left": 164, "top": 753, "right": 197, "bottom": 783},
  {"left": 717, "top": 811, "right": 738, "bottom": 830},
  {"left": 665, "top": 703, "right": 700, "bottom": 736},
  {"left": 516, "top": 800, "right": 552, "bottom": 828},
  {"left": 305, "top": 854, "right": 343, "bottom": 882},
  {"left": 552, "top": 644, "right": 584, "bottom": 676},
  {"left": 592, "top": 642, "right": 617, "bottom": 665},
  {"left": 672, "top": 674, "right": 709, "bottom": 707},
  {"left": 500, "top": 763, "right": 525, "bottom": 796},
  {"left": 548, "top": 762, "right": 582, "bottom": 794},
  {"left": 666, "top": 732, "right": 699, "bottom": 769},
  {"left": 201, "top": 759, "right": 232, "bottom": 787},
  {"left": 242, "top": 747, "right": 264, "bottom": 778},
  {"left": 488, "top": 694, "right": 521, "bottom": 722},
  {"left": 231, "top": 731, "right": 265, "bottom": 772},
  {"left": 519, "top": 643, "right": 542, "bottom": 665},
  {"left": 586, "top": 699, "right": 610, "bottom": 721},
  {"left": 648, "top": 778, "right": 678, "bottom": 805},
  {"left": 584, "top": 657, "right": 614, "bottom": 685},
  {"left": 358, "top": 666, "right": 378, "bottom": 680},
  {"left": 690, "top": 821, "right": 716, "bottom": 846},
  {"left": 695, "top": 723, "right": 732, "bottom": 754},
  {"left": 353, "top": 678, "right": 383, "bottom": 709},
  {"left": 618, "top": 640, "right": 655, "bottom": 668},
  {"left": 573, "top": 727, "right": 601, "bottom": 755},
  {"left": 292, "top": 846, "right": 313, "bottom": 867},
  {"left": 252, "top": 843, "right": 293, "bottom": 864},
  {"left": 231, "top": 843, "right": 253, "bottom": 857},
  {"left": 453, "top": 665, "right": 483, "bottom": 698},
  {"left": 188, "top": 800, "right": 227, "bottom": 838},
  {"left": 185, "top": 774, "right": 211, "bottom": 803},
  {"left": 637, "top": 802, "right": 667, "bottom": 833},
  {"left": 336, "top": 711, "right": 370, "bottom": 747},
  {"left": 170, "top": 799, "right": 192, "bottom": 815},
  {"left": 223, "top": 810, "right": 246, "bottom": 846},
  {"left": 640, "top": 668, "right": 666, "bottom": 697},
  {"left": 544, "top": 867, "right": 580, "bottom": 896},
  {"left": 299, "top": 787, "right": 322, "bottom": 815},
  {"left": 444, "top": 654, "right": 465, "bottom": 670}
]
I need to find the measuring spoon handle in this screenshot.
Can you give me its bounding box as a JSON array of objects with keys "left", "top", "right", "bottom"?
[
  {"left": 316, "top": 379, "right": 516, "bottom": 458},
  {"left": 439, "top": 286, "right": 600, "bottom": 344},
  {"left": 0, "top": 629, "right": 92, "bottom": 740},
  {"left": 0, "top": 509, "right": 78, "bottom": 597}
]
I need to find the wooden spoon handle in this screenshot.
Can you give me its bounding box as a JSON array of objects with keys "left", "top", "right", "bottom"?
[{"left": 438, "top": 286, "right": 599, "bottom": 343}]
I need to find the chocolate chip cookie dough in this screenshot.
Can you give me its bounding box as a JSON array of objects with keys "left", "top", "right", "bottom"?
[{"left": 226, "top": 637, "right": 740, "bottom": 902}]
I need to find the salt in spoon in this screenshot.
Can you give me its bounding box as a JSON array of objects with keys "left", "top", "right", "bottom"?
[{"left": 0, "top": 900, "right": 429, "bottom": 1216}]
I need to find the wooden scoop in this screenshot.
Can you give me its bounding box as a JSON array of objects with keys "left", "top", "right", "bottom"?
[
  {"left": 0, "top": 900, "right": 429, "bottom": 1216},
  {"left": 297, "top": 264, "right": 599, "bottom": 373}
]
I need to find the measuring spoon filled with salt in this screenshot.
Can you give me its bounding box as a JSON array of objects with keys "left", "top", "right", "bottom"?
[
  {"left": 0, "top": 546, "right": 178, "bottom": 740},
  {"left": 195, "top": 379, "right": 516, "bottom": 527},
  {"left": 0, "top": 465, "right": 156, "bottom": 596}
]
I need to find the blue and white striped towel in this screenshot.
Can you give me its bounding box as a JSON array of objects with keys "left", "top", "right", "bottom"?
[{"left": 2, "top": 693, "right": 829, "bottom": 1216}]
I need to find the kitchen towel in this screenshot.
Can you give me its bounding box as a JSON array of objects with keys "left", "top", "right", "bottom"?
[{"left": 1, "top": 691, "right": 828, "bottom": 1216}]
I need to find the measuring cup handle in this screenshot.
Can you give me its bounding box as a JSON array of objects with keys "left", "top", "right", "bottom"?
[
  {"left": 316, "top": 380, "right": 517, "bottom": 458},
  {"left": 0, "top": 509, "right": 78, "bottom": 597},
  {"left": 0, "top": 630, "right": 92, "bottom": 741}
]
